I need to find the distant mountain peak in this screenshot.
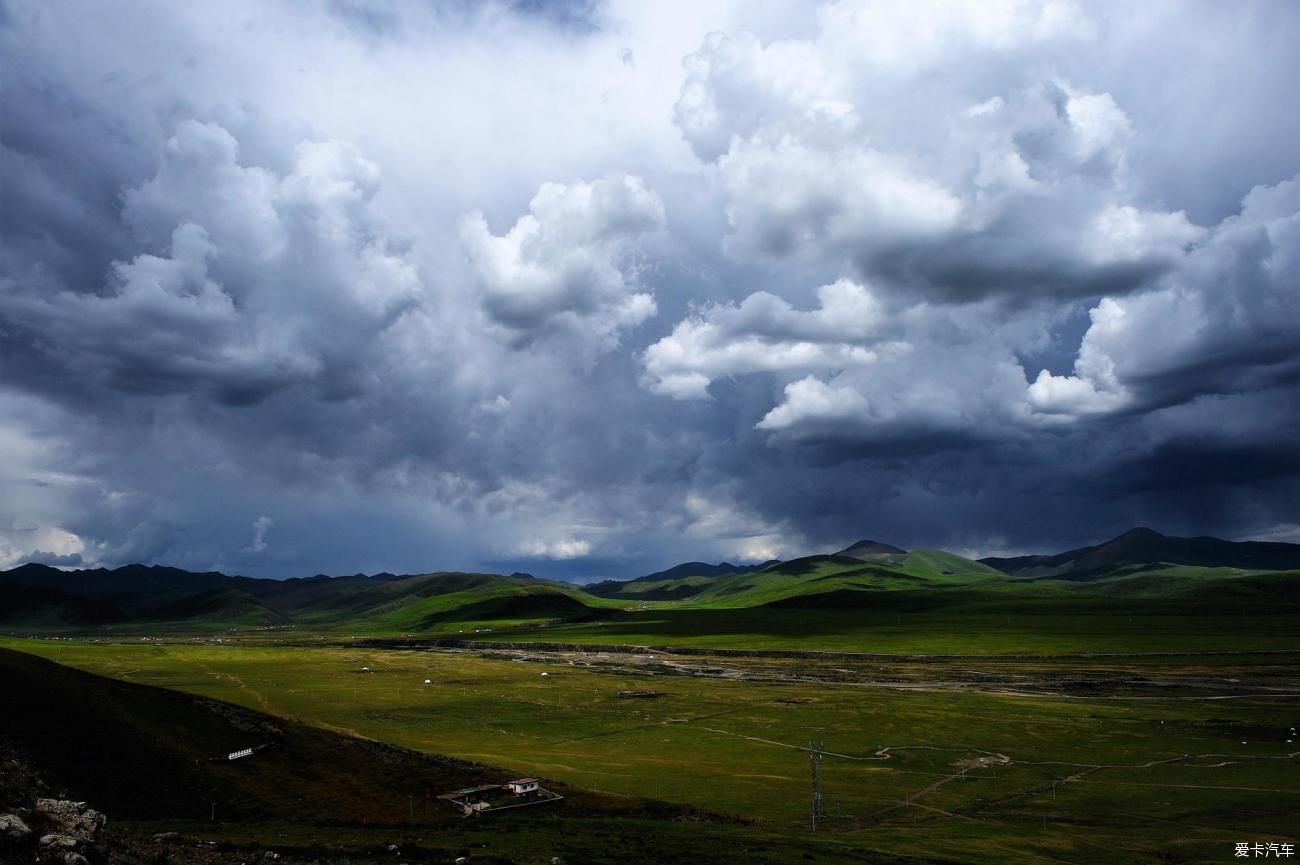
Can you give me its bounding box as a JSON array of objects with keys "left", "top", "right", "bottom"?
[
  {"left": 836, "top": 539, "right": 907, "bottom": 559},
  {"left": 1114, "top": 527, "right": 1164, "bottom": 540}
]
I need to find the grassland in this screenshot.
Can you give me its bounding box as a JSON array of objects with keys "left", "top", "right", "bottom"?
[
  {"left": 440, "top": 590, "right": 1300, "bottom": 654},
  {"left": 5, "top": 635, "right": 1297, "bottom": 865}
]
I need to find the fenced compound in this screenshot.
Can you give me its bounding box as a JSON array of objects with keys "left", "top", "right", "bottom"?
[{"left": 438, "top": 779, "right": 563, "bottom": 816}]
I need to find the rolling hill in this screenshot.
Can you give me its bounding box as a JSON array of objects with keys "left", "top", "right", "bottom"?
[
  {"left": 583, "top": 549, "right": 1005, "bottom": 610},
  {"left": 585, "top": 560, "right": 777, "bottom": 601},
  {"left": 0, "top": 564, "right": 609, "bottom": 633},
  {"left": 6, "top": 528, "right": 1300, "bottom": 634},
  {"left": 682, "top": 549, "right": 1007, "bottom": 608}
]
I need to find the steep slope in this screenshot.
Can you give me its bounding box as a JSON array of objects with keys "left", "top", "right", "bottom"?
[
  {"left": 0, "top": 646, "right": 658, "bottom": 828},
  {"left": 982, "top": 527, "right": 1300, "bottom": 580},
  {"left": 0, "top": 646, "right": 499, "bottom": 823}
]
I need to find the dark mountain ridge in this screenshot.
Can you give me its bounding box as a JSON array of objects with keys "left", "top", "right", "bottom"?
[
  {"left": 981, "top": 527, "right": 1300, "bottom": 580},
  {"left": 0, "top": 564, "right": 592, "bottom": 631},
  {"left": 586, "top": 560, "right": 778, "bottom": 599},
  {"left": 835, "top": 539, "right": 908, "bottom": 559},
  {"left": 6, "top": 527, "right": 1300, "bottom": 629}
]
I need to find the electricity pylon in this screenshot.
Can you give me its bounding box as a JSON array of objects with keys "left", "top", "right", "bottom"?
[{"left": 809, "top": 739, "right": 825, "bottom": 831}]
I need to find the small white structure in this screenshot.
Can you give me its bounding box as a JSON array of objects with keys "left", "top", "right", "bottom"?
[
  {"left": 361, "top": 666, "right": 371, "bottom": 672},
  {"left": 438, "top": 779, "right": 561, "bottom": 815},
  {"left": 424, "top": 679, "right": 433, "bottom": 684},
  {"left": 506, "top": 778, "right": 539, "bottom": 795},
  {"left": 228, "top": 747, "right": 255, "bottom": 761}
]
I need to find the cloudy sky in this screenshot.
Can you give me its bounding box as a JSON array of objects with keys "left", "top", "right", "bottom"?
[{"left": 1, "top": 0, "right": 1298, "bottom": 579}]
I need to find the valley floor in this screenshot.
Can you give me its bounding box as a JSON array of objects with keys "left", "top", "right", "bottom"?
[{"left": 3, "top": 634, "right": 1298, "bottom": 864}]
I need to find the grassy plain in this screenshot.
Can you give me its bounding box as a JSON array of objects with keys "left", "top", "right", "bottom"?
[
  {"left": 5, "top": 635, "right": 1297, "bottom": 864},
  {"left": 461, "top": 597, "right": 1300, "bottom": 655}
]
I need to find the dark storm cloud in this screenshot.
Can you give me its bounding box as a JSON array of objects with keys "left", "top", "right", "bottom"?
[
  {"left": 1108, "top": 440, "right": 1300, "bottom": 494},
  {"left": 0, "top": 44, "right": 146, "bottom": 291},
  {"left": 0, "top": 0, "right": 1296, "bottom": 575},
  {"left": 862, "top": 234, "right": 1175, "bottom": 305},
  {"left": 26, "top": 550, "right": 84, "bottom": 567}
]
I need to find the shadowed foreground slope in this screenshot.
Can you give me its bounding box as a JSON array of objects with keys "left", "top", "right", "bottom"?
[
  {"left": 0, "top": 647, "right": 935, "bottom": 865},
  {"left": 0, "top": 647, "right": 657, "bottom": 826}
]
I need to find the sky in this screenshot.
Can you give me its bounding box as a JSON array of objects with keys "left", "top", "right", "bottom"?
[{"left": 1, "top": 0, "right": 1298, "bottom": 580}]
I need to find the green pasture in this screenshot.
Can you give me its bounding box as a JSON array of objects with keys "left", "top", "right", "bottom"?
[{"left": 470, "top": 603, "right": 1300, "bottom": 655}]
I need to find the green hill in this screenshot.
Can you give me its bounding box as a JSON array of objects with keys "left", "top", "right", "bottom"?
[
  {"left": 586, "top": 560, "right": 776, "bottom": 601},
  {"left": 6, "top": 528, "right": 1300, "bottom": 635},
  {"left": 0, "top": 565, "right": 612, "bottom": 634},
  {"left": 667, "top": 549, "right": 1006, "bottom": 608}
]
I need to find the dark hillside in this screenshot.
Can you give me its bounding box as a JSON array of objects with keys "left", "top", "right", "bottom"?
[
  {"left": 0, "top": 586, "right": 123, "bottom": 628},
  {"left": 759, "top": 554, "right": 865, "bottom": 576},
  {"left": 0, "top": 647, "right": 655, "bottom": 826},
  {"left": 982, "top": 527, "right": 1300, "bottom": 579},
  {"left": 835, "top": 540, "right": 907, "bottom": 558}
]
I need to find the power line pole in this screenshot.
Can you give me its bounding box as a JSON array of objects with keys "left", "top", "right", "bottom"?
[{"left": 809, "top": 739, "right": 825, "bottom": 832}]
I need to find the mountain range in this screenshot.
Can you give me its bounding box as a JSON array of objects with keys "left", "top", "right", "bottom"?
[
  {"left": 981, "top": 526, "right": 1300, "bottom": 579},
  {"left": 3, "top": 528, "right": 1299, "bottom": 633}
]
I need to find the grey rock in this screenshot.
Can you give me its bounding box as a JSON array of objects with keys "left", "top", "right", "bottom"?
[
  {"left": 39, "top": 834, "right": 80, "bottom": 851},
  {"left": 35, "top": 800, "right": 106, "bottom": 842},
  {"left": 0, "top": 812, "right": 32, "bottom": 842}
]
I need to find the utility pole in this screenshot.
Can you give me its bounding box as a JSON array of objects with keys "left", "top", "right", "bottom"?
[{"left": 809, "top": 739, "right": 825, "bottom": 832}]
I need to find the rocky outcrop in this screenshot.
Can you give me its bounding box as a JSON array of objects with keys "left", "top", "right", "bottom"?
[
  {"left": 0, "top": 800, "right": 108, "bottom": 865},
  {"left": 35, "top": 800, "right": 105, "bottom": 844},
  {"left": 1, "top": 812, "right": 33, "bottom": 842},
  {"left": 39, "top": 832, "right": 89, "bottom": 864}
]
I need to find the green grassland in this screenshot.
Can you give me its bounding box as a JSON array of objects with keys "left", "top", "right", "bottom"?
[
  {"left": 5, "top": 636, "right": 1297, "bottom": 865},
  {"left": 448, "top": 578, "right": 1300, "bottom": 654},
  {"left": 10, "top": 569, "right": 1300, "bottom": 658}
]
